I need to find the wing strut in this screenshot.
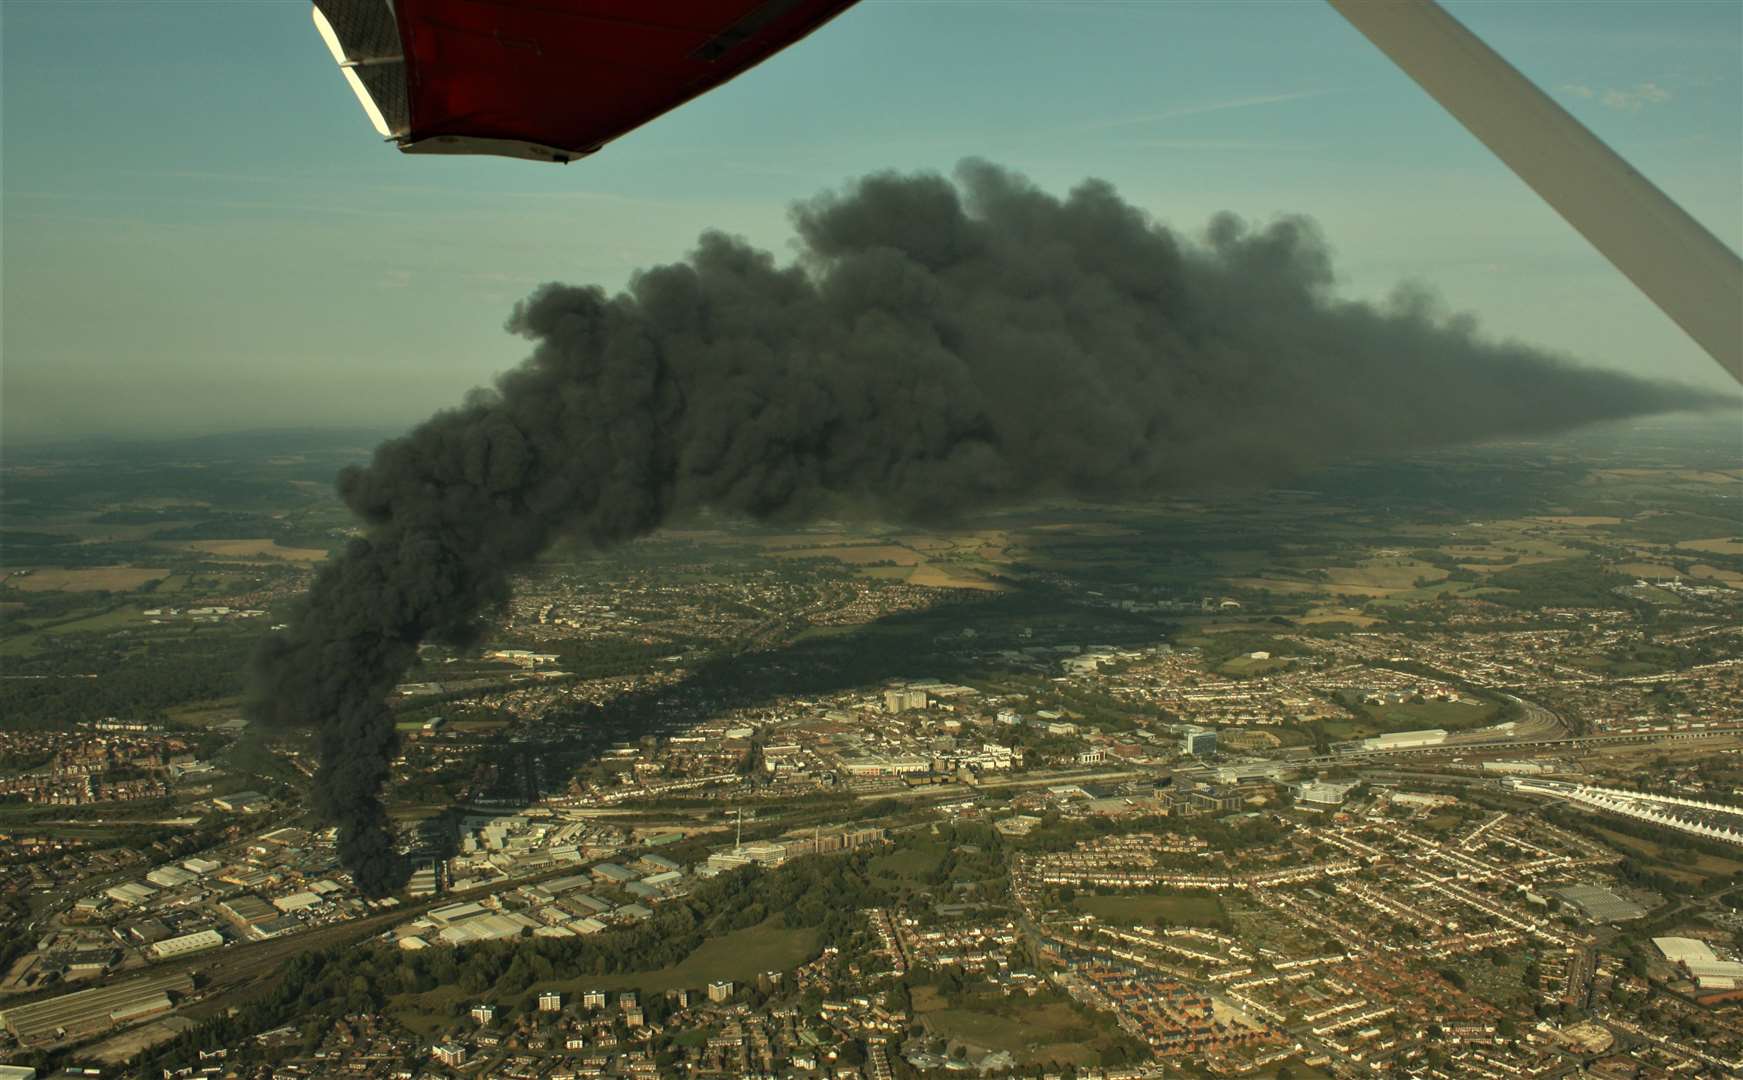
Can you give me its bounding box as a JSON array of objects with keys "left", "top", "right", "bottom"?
[{"left": 1330, "top": 0, "right": 1743, "bottom": 385}]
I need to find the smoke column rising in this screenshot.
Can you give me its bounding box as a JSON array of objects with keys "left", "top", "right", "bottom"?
[{"left": 249, "top": 161, "right": 1719, "bottom": 894}]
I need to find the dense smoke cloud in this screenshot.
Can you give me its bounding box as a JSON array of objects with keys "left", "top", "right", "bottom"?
[{"left": 249, "top": 161, "right": 1719, "bottom": 894}]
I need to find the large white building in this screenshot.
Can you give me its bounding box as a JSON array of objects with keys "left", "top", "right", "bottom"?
[
  {"left": 149, "top": 929, "right": 224, "bottom": 960},
  {"left": 104, "top": 882, "right": 157, "bottom": 907},
  {"left": 1362, "top": 729, "right": 1447, "bottom": 751},
  {"left": 145, "top": 865, "right": 197, "bottom": 889},
  {"left": 1294, "top": 780, "right": 1359, "bottom": 807}
]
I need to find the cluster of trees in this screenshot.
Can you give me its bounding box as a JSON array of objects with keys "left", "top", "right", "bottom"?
[
  {"left": 1486, "top": 557, "right": 1628, "bottom": 610},
  {"left": 2, "top": 631, "right": 256, "bottom": 727},
  {"left": 139, "top": 852, "right": 892, "bottom": 1073}
]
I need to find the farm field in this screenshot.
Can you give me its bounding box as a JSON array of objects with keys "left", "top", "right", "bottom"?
[
  {"left": 180, "top": 538, "right": 329, "bottom": 562},
  {"left": 764, "top": 530, "right": 1013, "bottom": 590},
  {"left": 2, "top": 567, "right": 169, "bottom": 591}
]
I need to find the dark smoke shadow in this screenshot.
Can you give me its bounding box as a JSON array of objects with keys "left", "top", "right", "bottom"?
[{"left": 566, "top": 577, "right": 1165, "bottom": 740}]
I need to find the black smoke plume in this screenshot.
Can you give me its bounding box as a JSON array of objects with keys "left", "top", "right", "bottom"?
[{"left": 249, "top": 161, "right": 1721, "bottom": 895}]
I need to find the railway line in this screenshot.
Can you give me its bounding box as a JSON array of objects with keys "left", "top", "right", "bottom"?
[{"left": 1308, "top": 722, "right": 1743, "bottom": 768}]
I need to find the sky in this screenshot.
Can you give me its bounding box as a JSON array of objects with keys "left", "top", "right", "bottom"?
[{"left": 3, "top": 0, "right": 1740, "bottom": 445}]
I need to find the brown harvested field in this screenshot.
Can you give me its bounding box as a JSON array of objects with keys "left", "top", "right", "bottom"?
[
  {"left": 1532, "top": 516, "right": 1623, "bottom": 526},
  {"left": 181, "top": 538, "right": 328, "bottom": 562},
  {"left": 769, "top": 544, "right": 922, "bottom": 565},
  {"left": 1688, "top": 565, "right": 1743, "bottom": 588},
  {"left": 1677, "top": 537, "right": 1743, "bottom": 556},
  {"left": 3, "top": 567, "right": 169, "bottom": 592}
]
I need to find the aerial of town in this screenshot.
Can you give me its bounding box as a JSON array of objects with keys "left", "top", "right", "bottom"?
[{"left": 2, "top": 415, "right": 1741, "bottom": 1080}]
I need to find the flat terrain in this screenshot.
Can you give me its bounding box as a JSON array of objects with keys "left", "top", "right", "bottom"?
[
  {"left": 912, "top": 986, "right": 1110, "bottom": 1066},
  {"left": 1073, "top": 894, "right": 1226, "bottom": 927},
  {"left": 2, "top": 567, "right": 169, "bottom": 591},
  {"left": 179, "top": 539, "right": 328, "bottom": 562}
]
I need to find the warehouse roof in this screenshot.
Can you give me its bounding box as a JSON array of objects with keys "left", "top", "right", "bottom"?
[
  {"left": 1554, "top": 884, "right": 1647, "bottom": 922},
  {"left": 1654, "top": 936, "right": 1717, "bottom": 964}
]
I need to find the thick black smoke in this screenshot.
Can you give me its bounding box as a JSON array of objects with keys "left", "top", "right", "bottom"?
[{"left": 250, "top": 161, "right": 1720, "bottom": 894}]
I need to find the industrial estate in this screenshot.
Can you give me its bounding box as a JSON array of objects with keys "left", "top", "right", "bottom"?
[{"left": 3, "top": 419, "right": 1742, "bottom": 1079}]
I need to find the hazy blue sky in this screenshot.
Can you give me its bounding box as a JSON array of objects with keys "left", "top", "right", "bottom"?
[{"left": 4, "top": 0, "right": 1739, "bottom": 444}]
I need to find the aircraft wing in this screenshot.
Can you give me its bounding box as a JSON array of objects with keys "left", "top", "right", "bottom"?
[
  {"left": 311, "top": 0, "right": 860, "bottom": 163},
  {"left": 1330, "top": 0, "right": 1742, "bottom": 385}
]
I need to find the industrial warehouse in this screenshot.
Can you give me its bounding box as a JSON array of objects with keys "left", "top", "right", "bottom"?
[{"left": 0, "top": 972, "right": 193, "bottom": 1047}]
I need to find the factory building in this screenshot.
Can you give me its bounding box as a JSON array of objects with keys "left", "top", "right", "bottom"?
[
  {"left": 147, "top": 929, "right": 224, "bottom": 961},
  {"left": 1361, "top": 729, "right": 1448, "bottom": 751},
  {"left": 0, "top": 972, "right": 193, "bottom": 1046}
]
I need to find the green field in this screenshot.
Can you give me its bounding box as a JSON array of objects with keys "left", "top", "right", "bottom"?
[
  {"left": 870, "top": 845, "right": 945, "bottom": 883},
  {"left": 0, "top": 603, "right": 151, "bottom": 656},
  {"left": 1317, "top": 697, "right": 1498, "bottom": 740},
  {"left": 915, "top": 987, "right": 1113, "bottom": 1066},
  {"left": 541, "top": 922, "right": 818, "bottom": 996},
  {"left": 1073, "top": 893, "right": 1226, "bottom": 927},
  {"left": 1362, "top": 698, "right": 1497, "bottom": 731},
  {"left": 1590, "top": 825, "right": 1743, "bottom": 882},
  {"left": 1219, "top": 655, "right": 1293, "bottom": 676}
]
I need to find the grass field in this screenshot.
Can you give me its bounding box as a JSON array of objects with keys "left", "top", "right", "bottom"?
[
  {"left": 1220, "top": 655, "right": 1293, "bottom": 676},
  {"left": 768, "top": 543, "right": 922, "bottom": 565},
  {"left": 913, "top": 987, "right": 1105, "bottom": 1066},
  {"left": 167, "top": 698, "right": 244, "bottom": 728},
  {"left": 907, "top": 564, "right": 1001, "bottom": 590},
  {"left": 1590, "top": 826, "right": 1743, "bottom": 879},
  {"left": 765, "top": 534, "right": 1007, "bottom": 590},
  {"left": 3, "top": 567, "right": 170, "bottom": 591},
  {"left": 0, "top": 602, "right": 153, "bottom": 656},
  {"left": 870, "top": 846, "right": 945, "bottom": 883},
  {"left": 181, "top": 538, "right": 328, "bottom": 562},
  {"left": 1358, "top": 698, "right": 1496, "bottom": 733},
  {"left": 1612, "top": 562, "right": 1680, "bottom": 579},
  {"left": 544, "top": 922, "right": 818, "bottom": 996},
  {"left": 1298, "top": 607, "right": 1382, "bottom": 628},
  {"left": 1073, "top": 893, "right": 1225, "bottom": 927}
]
